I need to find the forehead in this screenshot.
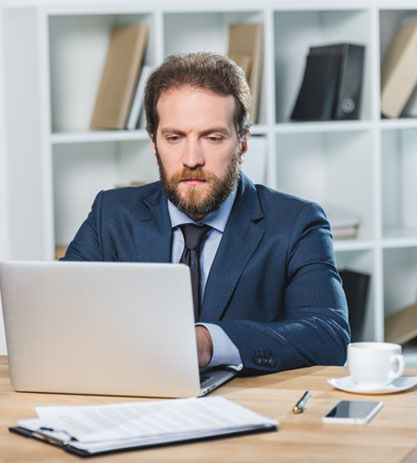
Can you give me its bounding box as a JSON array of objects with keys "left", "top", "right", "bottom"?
[{"left": 156, "top": 86, "right": 237, "bottom": 130}]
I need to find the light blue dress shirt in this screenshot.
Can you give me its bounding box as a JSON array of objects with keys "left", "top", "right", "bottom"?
[{"left": 168, "top": 189, "right": 242, "bottom": 368}]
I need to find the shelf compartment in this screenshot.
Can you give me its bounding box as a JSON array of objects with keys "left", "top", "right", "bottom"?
[
  {"left": 381, "top": 129, "right": 417, "bottom": 239},
  {"left": 274, "top": 9, "right": 373, "bottom": 123},
  {"left": 275, "top": 129, "right": 375, "bottom": 240},
  {"left": 162, "top": 10, "right": 268, "bottom": 125},
  {"left": 379, "top": 9, "right": 417, "bottom": 120},
  {"left": 49, "top": 13, "right": 157, "bottom": 134},
  {"left": 382, "top": 233, "right": 417, "bottom": 249},
  {"left": 383, "top": 247, "right": 417, "bottom": 319},
  {"left": 52, "top": 140, "right": 157, "bottom": 247}
]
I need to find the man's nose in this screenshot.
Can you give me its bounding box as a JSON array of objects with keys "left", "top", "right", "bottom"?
[{"left": 182, "top": 139, "right": 205, "bottom": 168}]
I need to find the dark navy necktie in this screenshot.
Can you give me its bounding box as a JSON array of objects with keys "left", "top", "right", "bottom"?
[{"left": 179, "top": 224, "right": 212, "bottom": 320}]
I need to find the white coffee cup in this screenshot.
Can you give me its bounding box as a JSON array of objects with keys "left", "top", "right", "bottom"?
[{"left": 347, "top": 342, "right": 405, "bottom": 388}]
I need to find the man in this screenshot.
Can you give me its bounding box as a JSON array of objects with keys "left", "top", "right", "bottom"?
[{"left": 62, "top": 52, "right": 350, "bottom": 373}]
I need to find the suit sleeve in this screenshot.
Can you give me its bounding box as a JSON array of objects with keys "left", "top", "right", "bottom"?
[
  {"left": 215, "top": 202, "right": 350, "bottom": 374},
  {"left": 60, "top": 191, "right": 105, "bottom": 261}
]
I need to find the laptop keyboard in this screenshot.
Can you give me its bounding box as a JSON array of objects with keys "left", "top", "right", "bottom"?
[{"left": 199, "top": 375, "right": 210, "bottom": 385}]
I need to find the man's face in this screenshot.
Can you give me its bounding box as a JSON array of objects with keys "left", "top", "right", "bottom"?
[{"left": 150, "top": 86, "right": 249, "bottom": 221}]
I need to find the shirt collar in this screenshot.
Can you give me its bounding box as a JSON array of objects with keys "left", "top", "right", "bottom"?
[{"left": 167, "top": 185, "right": 237, "bottom": 233}]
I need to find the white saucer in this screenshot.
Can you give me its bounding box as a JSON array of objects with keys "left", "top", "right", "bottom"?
[{"left": 327, "top": 375, "right": 417, "bottom": 394}]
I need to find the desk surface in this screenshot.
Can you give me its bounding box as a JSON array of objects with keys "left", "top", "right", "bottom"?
[{"left": 1, "top": 356, "right": 417, "bottom": 463}]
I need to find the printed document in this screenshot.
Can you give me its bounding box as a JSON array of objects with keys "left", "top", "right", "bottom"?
[{"left": 17, "top": 396, "right": 277, "bottom": 453}]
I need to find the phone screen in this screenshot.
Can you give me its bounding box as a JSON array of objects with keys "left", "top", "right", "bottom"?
[{"left": 323, "top": 400, "right": 383, "bottom": 424}]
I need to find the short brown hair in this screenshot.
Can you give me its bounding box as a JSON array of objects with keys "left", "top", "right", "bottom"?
[{"left": 144, "top": 52, "right": 252, "bottom": 141}]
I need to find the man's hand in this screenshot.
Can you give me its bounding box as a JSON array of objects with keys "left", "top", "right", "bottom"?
[{"left": 196, "top": 325, "right": 213, "bottom": 368}]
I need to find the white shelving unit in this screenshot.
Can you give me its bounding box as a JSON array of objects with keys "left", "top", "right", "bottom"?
[
  {"left": 0, "top": 5, "right": 9, "bottom": 355},
  {"left": 2, "top": 1, "right": 417, "bottom": 364},
  {"left": 0, "top": 6, "right": 8, "bottom": 260}
]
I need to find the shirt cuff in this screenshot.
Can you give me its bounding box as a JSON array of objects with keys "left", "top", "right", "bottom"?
[{"left": 197, "top": 323, "right": 242, "bottom": 368}]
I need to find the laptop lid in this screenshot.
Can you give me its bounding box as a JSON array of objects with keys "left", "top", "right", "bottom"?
[{"left": 0, "top": 261, "right": 205, "bottom": 398}]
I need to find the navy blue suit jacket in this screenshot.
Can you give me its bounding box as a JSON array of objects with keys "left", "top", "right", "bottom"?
[{"left": 62, "top": 174, "right": 350, "bottom": 373}]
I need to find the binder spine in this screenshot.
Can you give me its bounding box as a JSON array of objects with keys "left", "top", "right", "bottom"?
[{"left": 333, "top": 45, "right": 365, "bottom": 120}]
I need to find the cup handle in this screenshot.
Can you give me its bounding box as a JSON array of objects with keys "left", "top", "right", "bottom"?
[{"left": 388, "top": 354, "right": 405, "bottom": 381}]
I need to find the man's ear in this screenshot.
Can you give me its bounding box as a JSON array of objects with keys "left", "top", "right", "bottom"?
[
  {"left": 238, "top": 131, "right": 250, "bottom": 164},
  {"left": 148, "top": 131, "right": 159, "bottom": 165}
]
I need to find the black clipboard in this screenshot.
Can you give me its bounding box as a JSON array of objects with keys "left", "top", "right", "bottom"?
[{"left": 10, "top": 424, "right": 278, "bottom": 457}]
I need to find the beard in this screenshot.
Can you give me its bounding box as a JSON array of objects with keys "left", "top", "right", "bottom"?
[{"left": 156, "top": 147, "right": 241, "bottom": 219}]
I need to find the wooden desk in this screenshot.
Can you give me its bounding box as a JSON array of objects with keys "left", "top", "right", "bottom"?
[{"left": 1, "top": 355, "right": 417, "bottom": 463}]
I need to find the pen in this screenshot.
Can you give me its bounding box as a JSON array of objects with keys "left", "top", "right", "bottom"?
[{"left": 293, "top": 390, "right": 311, "bottom": 414}]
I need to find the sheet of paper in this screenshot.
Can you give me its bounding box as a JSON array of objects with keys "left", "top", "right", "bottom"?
[{"left": 34, "top": 396, "right": 277, "bottom": 444}]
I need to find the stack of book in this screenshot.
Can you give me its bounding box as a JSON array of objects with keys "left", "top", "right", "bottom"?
[
  {"left": 90, "top": 24, "right": 150, "bottom": 131},
  {"left": 381, "top": 19, "right": 417, "bottom": 118},
  {"left": 385, "top": 301, "right": 417, "bottom": 344},
  {"left": 325, "top": 205, "right": 361, "bottom": 240},
  {"left": 227, "top": 23, "right": 263, "bottom": 124},
  {"left": 291, "top": 43, "right": 365, "bottom": 121}
]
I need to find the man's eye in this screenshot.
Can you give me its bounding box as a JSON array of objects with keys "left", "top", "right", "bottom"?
[
  {"left": 167, "top": 136, "right": 180, "bottom": 142},
  {"left": 207, "top": 136, "right": 223, "bottom": 142}
]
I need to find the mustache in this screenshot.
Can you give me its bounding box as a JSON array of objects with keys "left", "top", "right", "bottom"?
[{"left": 173, "top": 168, "right": 211, "bottom": 182}]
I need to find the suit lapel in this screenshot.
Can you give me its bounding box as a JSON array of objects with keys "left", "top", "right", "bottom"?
[
  {"left": 133, "top": 185, "right": 172, "bottom": 263},
  {"left": 200, "top": 175, "right": 265, "bottom": 321}
]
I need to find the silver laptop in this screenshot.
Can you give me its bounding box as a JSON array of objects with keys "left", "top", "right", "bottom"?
[{"left": 0, "top": 261, "right": 238, "bottom": 398}]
